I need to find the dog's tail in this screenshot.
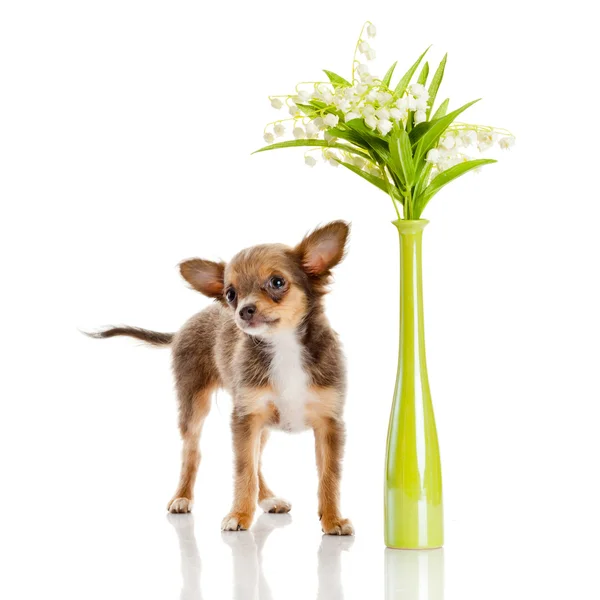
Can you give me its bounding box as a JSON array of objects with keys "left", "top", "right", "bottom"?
[{"left": 84, "top": 326, "right": 174, "bottom": 347}]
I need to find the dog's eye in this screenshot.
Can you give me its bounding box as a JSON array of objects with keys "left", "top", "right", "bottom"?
[
  {"left": 270, "top": 276, "right": 285, "bottom": 290},
  {"left": 225, "top": 288, "right": 236, "bottom": 303}
]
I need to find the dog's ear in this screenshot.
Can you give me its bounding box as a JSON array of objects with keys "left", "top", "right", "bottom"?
[
  {"left": 179, "top": 259, "right": 225, "bottom": 298},
  {"left": 295, "top": 221, "right": 350, "bottom": 276}
]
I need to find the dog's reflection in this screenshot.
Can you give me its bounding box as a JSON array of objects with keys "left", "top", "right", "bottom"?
[
  {"left": 168, "top": 513, "right": 354, "bottom": 600},
  {"left": 167, "top": 513, "right": 203, "bottom": 600},
  {"left": 221, "top": 513, "right": 292, "bottom": 600},
  {"left": 316, "top": 533, "right": 354, "bottom": 600},
  {"left": 384, "top": 547, "right": 444, "bottom": 600}
]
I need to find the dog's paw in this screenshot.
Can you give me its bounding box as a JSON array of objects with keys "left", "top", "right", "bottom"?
[
  {"left": 221, "top": 511, "right": 254, "bottom": 531},
  {"left": 321, "top": 515, "right": 354, "bottom": 536},
  {"left": 168, "top": 497, "right": 193, "bottom": 514},
  {"left": 259, "top": 497, "right": 292, "bottom": 514}
]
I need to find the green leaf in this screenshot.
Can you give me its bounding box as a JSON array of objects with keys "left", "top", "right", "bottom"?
[
  {"left": 394, "top": 46, "right": 431, "bottom": 96},
  {"left": 417, "top": 62, "right": 430, "bottom": 86},
  {"left": 296, "top": 103, "right": 318, "bottom": 117},
  {"left": 414, "top": 99, "right": 480, "bottom": 165},
  {"left": 427, "top": 54, "right": 447, "bottom": 118},
  {"left": 252, "top": 138, "right": 370, "bottom": 161},
  {"left": 309, "top": 99, "right": 328, "bottom": 110},
  {"left": 413, "top": 162, "right": 433, "bottom": 200},
  {"left": 345, "top": 119, "right": 392, "bottom": 163},
  {"left": 409, "top": 121, "right": 434, "bottom": 145},
  {"left": 323, "top": 70, "right": 351, "bottom": 87},
  {"left": 326, "top": 126, "right": 374, "bottom": 157},
  {"left": 327, "top": 125, "right": 365, "bottom": 144},
  {"left": 386, "top": 166, "right": 406, "bottom": 198},
  {"left": 390, "top": 128, "right": 415, "bottom": 187},
  {"left": 413, "top": 159, "right": 496, "bottom": 217},
  {"left": 431, "top": 98, "right": 449, "bottom": 120},
  {"left": 335, "top": 159, "right": 390, "bottom": 195},
  {"left": 382, "top": 61, "right": 398, "bottom": 88}
]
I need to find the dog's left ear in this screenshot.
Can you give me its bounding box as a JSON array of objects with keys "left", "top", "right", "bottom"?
[
  {"left": 295, "top": 221, "right": 350, "bottom": 276},
  {"left": 179, "top": 258, "right": 225, "bottom": 298}
]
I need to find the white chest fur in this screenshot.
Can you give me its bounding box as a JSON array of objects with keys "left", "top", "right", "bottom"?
[{"left": 267, "top": 330, "right": 312, "bottom": 433}]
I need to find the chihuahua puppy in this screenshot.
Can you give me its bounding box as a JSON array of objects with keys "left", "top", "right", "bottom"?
[{"left": 90, "top": 221, "right": 353, "bottom": 535}]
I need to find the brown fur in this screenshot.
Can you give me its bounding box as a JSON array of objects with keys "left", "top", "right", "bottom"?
[{"left": 90, "top": 221, "right": 353, "bottom": 535}]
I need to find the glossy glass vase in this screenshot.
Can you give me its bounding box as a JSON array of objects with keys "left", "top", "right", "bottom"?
[{"left": 385, "top": 219, "right": 443, "bottom": 549}]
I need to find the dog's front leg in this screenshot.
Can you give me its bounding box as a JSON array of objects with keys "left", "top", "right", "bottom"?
[
  {"left": 314, "top": 416, "right": 354, "bottom": 536},
  {"left": 221, "top": 410, "right": 263, "bottom": 531}
]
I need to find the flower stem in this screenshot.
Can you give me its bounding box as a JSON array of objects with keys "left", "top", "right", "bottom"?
[
  {"left": 404, "top": 190, "right": 413, "bottom": 220},
  {"left": 351, "top": 22, "right": 371, "bottom": 82},
  {"left": 390, "top": 194, "right": 401, "bottom": 220}
]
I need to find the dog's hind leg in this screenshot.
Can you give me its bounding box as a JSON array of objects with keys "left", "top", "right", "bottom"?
[
  {"left": 168, "top": 386, "right": 213, "bottom": 513},
  {"left": 257, "top": 429, "right": 292, "bottom": 515}
]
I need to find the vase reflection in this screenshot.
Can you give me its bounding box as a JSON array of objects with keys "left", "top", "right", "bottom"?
[
  {"left": 385, "top": 547, "right": 444, "bottom": 600},
  {"left": 167, "top": 513, "right": 354, "bottom": 599}
]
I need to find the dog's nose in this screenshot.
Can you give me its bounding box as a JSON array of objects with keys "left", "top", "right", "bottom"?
[{"left": 239, "top": 304, "right": 257, "bottom": 321}]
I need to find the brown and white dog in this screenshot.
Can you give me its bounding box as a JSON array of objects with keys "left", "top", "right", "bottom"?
[{"left": 90, "top": 221, "right": 353, "bottom": 535}]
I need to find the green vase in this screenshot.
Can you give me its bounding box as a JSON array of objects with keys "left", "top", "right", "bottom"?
[{"left": 385, "top": 219, "right": 444, "bottom": 549}]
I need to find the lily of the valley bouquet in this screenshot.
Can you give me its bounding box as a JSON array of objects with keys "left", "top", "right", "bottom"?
[{"left": 255, "top": 22, "right": 514, "bottom": 220}]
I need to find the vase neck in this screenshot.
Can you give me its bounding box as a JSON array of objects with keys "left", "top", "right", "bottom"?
[{"left": 394, "top": 220, "right": 427, "bottom": 365}]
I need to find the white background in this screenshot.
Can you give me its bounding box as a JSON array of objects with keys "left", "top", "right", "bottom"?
[{"left": 1, "top": 1, "right": 599, "bottom": 599}]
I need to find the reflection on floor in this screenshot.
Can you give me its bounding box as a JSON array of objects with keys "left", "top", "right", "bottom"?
[
  {"left": 168, "top": 513, "right": 444, "bottom": 599},
  {"left": 385, "top": 546, "right": 444, "bottom": 600},
  {"left": 168, "top": 513, "right": 355, "bottom": 600}
]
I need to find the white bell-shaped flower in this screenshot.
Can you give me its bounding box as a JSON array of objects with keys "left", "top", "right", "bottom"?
[
  {"left": 352, "top": 156, "right": 367, "bottom": 169},
  {"left": 415, "top": 96, "right": 429, "bottom": 111},
  {"left": 375, "top": 107, "right": 390, "bottom": 120},
  {"left": 323, "top": 113, "right": 339, "bottom": 127},
  {"left": 274, "top": 123, "right": 285, "bottom": 137},
  {"left": 313, "top": 117, "right": 325, "bottom": 130},
  {"left": 377, "top": 119, "right": 393, "bottom": 135},
  {"left": 293, "top": 90, "right": 312, "bottom": 105},
  {"left": 367, "top": 23, "right": 376, "bottom": 37},
  {"left": 396, "top": 95, "right": 417, "bottom": 112},
  {"left": 357, "top": 64, "right": 370, "bottom": 77},
  {"left": 305, "top": 121, "right": 318, "bottom": 136},
  {"left": 461, "top": 130, "right": 477, "bottom": 146},
  {"left": 390, "top": 107, "right": 406, "bottom": 121},
  {"left": 270, "top": 98, "right": 283, "bottom": 109},
  {"left": 263, "top": 132, "right": 275, "bottom": 144},
  {"left": 345, "top": 111, "right": 361, "bottom": 122},
  {"left": 365, "top": 115, "right": 378, "bottom": 130},
  {"left": 440, "top": 135, "right": 455, "bottom": 150},
  {"left": 426, "top": 148, "right": 441, "bottom": 164},
  {"left": 362, "top": 104, "right": 376, "bottom": 116},
  {"left": 408, "top": 83, "right": 428, "bottom": 98},
  {"left": 366, "top": 89, "right": 378, "bottom": 102},
  {"left": 359, "top": 41, "right": 371, "bottom": 53},
  {"left": 335, "top": 99, "right": 349, "bottom": 113},
  {"left": 477, "top": 131, "right": 497, "bottom": 151},
  {"left": 305, "top": 155, "right": 317, "bottom": 167},
  {"left": 293, "top": 127, "right": 305, "bottom": 139},
  {"left": 377, "top": 92, "right": 392, "bottom": 105},
  {"left": 366, "top": 49, "right": 376, "bottom": 61},
  {"left": 499, "top": 136, "right": 515, "bottom": 150},
  {"left": 414, "top": 110, "right": 427, "bottom": 124}
]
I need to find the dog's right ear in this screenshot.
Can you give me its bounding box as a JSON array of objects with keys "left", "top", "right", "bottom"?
[{"left": 179, "top": 259, "right": 225, "bottom": 298}]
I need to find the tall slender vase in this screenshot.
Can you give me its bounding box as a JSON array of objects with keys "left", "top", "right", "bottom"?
[{"left": 385, "top": 219, "right": 443, "bottom": 549}]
